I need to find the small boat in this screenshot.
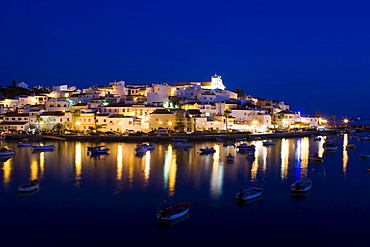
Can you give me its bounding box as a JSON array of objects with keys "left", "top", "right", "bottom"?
[
  {"left": 18, "top": 179, "right": 40, "bottom": 192},
  {"left": 0, "top": 148, "right": 15, "bottom": 156},
  {"left": 89, "top": 146, "right": 109, "bottom": 154},
  {"left": 199, "top": 147, "right": 216, "bottom": 154},
  {"left": 226, "top": 154, "right": 235, "bottom": 162},
  {"left": 309, "top": 153, "right": 323, "bottom": 162},
  {"left": 360, "top": 152, "right": 370, "bottom": 158},
  {"left": 135, "top": 146, "right": 148, "bottom": 153},
  {"left": 313, "top": 137, "right": 321, "bottom": 141},
  {"left": 237, "top": 143, "right": 255, "bottom": 150},
  {"left": 156, "top": 202, "right": 191, "bottom": 221},
  {"left": 18, "top": 142, "right": 32, "bottom": 147},
  {"left": 0, "top": 136, "right": 6, "bottom": 140},
  {"left": 87, "top": 146, "right": 105, "bottom": 151},
  {"left": 137, "top": 143, "right": 154, "bottom": 150},
  {"left": 32, "top": 145, "right": 55, "bottom": 151},
  {"left": 216, "top": 138, "right": 223, "bottom": 142},
  {"left": 172, "top": 142, "right": 193, "bottom": 148},
  {"left": 235, "top": 186, "right": 264, "bottom": 201},
  {"left": 346, "top": 144, "right": 357, "bottom": 149},
  {"left": 223, "top": 142, "right": 235, "bottom": 146},
  {"left": 172, "top": 138, "right": 188, "bottom": 142},
  {"left": 263, "top": 141, "right": 275, "bottom": 146},
  {"left": 291, "top": 178, "right": 312, "bottom": 193},
  {"left": 323, "top": 140, "right": 337, "bottom": 151}
]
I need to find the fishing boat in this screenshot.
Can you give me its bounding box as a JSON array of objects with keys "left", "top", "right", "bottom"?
[
  {"left": 263, "top": 141, "right": 275, "bottom": 146},
  {"left": 291, "top": 178, "right": 312, "bottom": 193},
  {"left": 309, "top": 153, "right": 323, "bottom": 162},
  {"left": 199, "top": 147, "right": 216, "bottom": 154},
  {"left": 360, "top": 152, "right": 370, "bottom": 158},
  {"left": 18, "top": 179, "right": 40, "bottom": 192},
  {"left": 0, "top": 148, "right": 15, "bottom": 156},
  {"left": 237, "top": 143, "right": 255, "bottom": 150},
  {"left": 172, "top": 142, "right": 193, "bottom": 148},
  {"left": 235, "top": 186, "right": 264, "bottom": 201},
  {"left": 323, "top": 139, "right": 337, "bottom": 151},
  {"left": 223, "top": 141, "right": 235, "bottom": 146},
  {"left": 346, "top": 144, "right": 357, "bottom": 149},
  {"left": 89, "top": 146, "right": 109, "bottom": 154},
  {"left": 226, "top": 154, "right": 235, "bottom": 162},
  {"left": 31, "top": 145, "right": 55, "bottom": 151},
  {"left": 172, "top": 138, "right": 188, "bottom": 142},
  {"left": 18, "top": 142, "right": 32, "bottom": 147},
  {"left": 156, "top": 202, "right": 191, "bottom": 221}
]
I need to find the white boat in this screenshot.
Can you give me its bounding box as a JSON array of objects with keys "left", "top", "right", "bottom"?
[
  {"left": 32, "top": 145, "right": 55, "bottom": 151},
  {"left": 18, "top": 179, "right": 40, "bottom": 192},
  {"left": 291, "top": 178, "right": 312, "bottom": 193},
  {"left": 263, "top": 141, "right": 275, "bottom": 146},
  {"left": 89, "top": 146, "right": 109, "bottom": 154},
  {"left": 156, "top": 202, "right": 191, "bottom": 221},
  {"left": 235, "top": 186, "right": 264, "bottom": 201},
  {"left": 172, "top": 142, "right": 193, "bottom": 148},
  {"left": 0, "top": 148, "right": 15, "bottom": 156},
  {"left": 199, "top": 147, "right": 216, "bottom": 154}
]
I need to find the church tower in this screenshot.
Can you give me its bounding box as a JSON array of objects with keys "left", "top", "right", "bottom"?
[{"left": 211, "top": 73, "right": 225, "bottom": 90}]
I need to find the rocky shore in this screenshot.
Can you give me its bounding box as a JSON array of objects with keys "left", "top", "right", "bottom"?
[{"left": 3, "top": 130, "right": 337, "bottom": 143}]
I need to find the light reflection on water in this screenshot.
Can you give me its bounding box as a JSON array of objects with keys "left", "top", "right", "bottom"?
[
  {"left": 1, "top": 133, "right": 370, "bottom": 245},
  {"left": 0, "top": 134, "right": 358, "bottom": 198}
]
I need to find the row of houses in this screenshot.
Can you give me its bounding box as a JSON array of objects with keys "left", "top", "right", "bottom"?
[{"left": 0, "top": 74, "right": 323, "bottom": 134}]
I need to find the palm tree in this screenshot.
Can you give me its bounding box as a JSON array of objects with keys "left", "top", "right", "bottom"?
[
  {"left": 53, "top": 123, "right": 66, "bottom": 135},
  {"left": 224, "top": 109, "right": 231, "bottom": 132}
]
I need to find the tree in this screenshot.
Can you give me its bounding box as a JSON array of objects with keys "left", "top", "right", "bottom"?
[
  {"left": 174, "top": 112, "right": 185, "bottom": 131},
  {"left": 224, "top": 109, "right": 232, "bottom": 131},
  {"left": 53, "top": 123, "right": 66, "bottom": 135},
  {"left": 234, "top": 87, "right": 245, "bottom": 97}
]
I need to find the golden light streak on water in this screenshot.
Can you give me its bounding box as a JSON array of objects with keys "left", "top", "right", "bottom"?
[
  {"left": 143, "top": 150, "right": 151, "bottom": 188},
  {"left": 2, "top": 159, "right": 11, "bottom": 191},
  {"left": 116, "top": 144, "right": 122, "bottom": 181},
  {"left": 210, "top": 144, "right": 223, "bottom": 199},
  {"left": 280, "top": 138, "right": 289, "bottom": 180},
  {"left": 40, "top": 151, "right": 45, "bottom": 179},
  {"left": 30, "top": 159, "right": 38, "bottom": 181},
  {"left": 317, "top": 136, "right": 324, "bottom": 157},
  {"left": 342, "top": 134, "right": 349, "bottom": 177},
  {"left": 296, "top": 137, "right": 309, "bottom": 178},
  {"left": 163, "top": 145, "right": 177, "bottom": 197},
  {"left": 250, "top": 141, "right": 263, "bottom": 182},
  {"left": 74, "top": 142, "right": 82, "bottom": 187}
]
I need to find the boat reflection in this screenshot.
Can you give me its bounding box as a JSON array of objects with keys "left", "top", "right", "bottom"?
[
  {"left": 291, "top": 190, "right": 311, "bottom": 201},
  {"left": 0, "top": 155, "right": 14, "bottom": 162},
  {"left": 235, "top": 196, "right": 264, "bottom": 207},
  {"left": 157, "top": 214, "right": 190, "bottom": 229}
]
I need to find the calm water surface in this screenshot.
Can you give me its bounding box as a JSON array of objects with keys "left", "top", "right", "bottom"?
[{"left": 1, "top": 134, "right": 370, "bottom": 246}]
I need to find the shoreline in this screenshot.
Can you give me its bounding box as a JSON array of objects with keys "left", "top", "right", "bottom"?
[{"left": 3, "top": 130, "right": 337, "bottom": 143}]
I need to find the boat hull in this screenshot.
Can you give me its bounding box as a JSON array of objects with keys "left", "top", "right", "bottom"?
[{"left": 156, "top": 202, "right": 191, "bottom": 221}]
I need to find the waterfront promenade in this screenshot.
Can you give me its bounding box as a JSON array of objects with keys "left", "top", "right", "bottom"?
[{"left": 3, "top": 130, "right": 337, "bottom": 143}]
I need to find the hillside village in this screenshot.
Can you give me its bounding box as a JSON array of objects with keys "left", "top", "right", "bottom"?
[{"left": 0, "top": 74, "right": 325, "bottom": 135}]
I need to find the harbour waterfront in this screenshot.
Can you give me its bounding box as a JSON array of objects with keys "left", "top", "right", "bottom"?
[{"left": 1, "top": 133, "right": 370, "bottom": 246}]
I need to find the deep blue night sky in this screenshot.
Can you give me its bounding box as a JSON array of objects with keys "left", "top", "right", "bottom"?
[{"left": 1, "top": 0, "right": 369, "bottom": 119}]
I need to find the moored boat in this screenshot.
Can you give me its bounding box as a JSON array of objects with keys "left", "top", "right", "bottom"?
[
  {"left": 32, "top": 145, "right": 55, "bottom": 151},
  {"left": 89, "top": 146, "right": 109, "bottom": 154},
  {"left": 346, "top": 144, "right": 357, "bottom": 149},
  {"left": 263, "top": 141, "right": 275, "bottom": 146},
  {"left": 291, "top": 178, "right": 312, "bottom": 193},
  {"left": 226, "top": 154, "right": 235, "bottom": 162},
  {"left": 360, "top": 152, "right": 370, "bottom": 158},
  {"left": 172, "top": 142, "right": 193, "bottom": 148},
  {"left": 18, "top": 179, "right": 40, "bottom": 192},
  {"left": 156, "top": 202, "right": 191, "bottom": 221},
  {"left": 235, "top": 186, "right": 264, "bottom": 201},
  {"left": 199, "top": 147, "right": 216, "bottom": 154},
  {"left": 18, "top": 142, "right": 32, "bottom": 147},
  {"left": 0, "top": 148, "right": 15, "bottom": 156}
]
